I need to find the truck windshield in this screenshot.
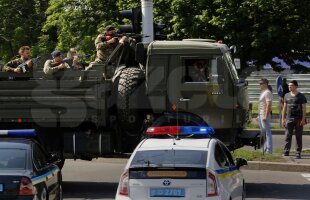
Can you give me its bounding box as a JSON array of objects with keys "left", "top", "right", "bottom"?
[
  {"left": 130, "top": 150, "right": 207, "bottom": 168},
  {"left": 0, "top": 149, "right": 26, "bottom": 170}
]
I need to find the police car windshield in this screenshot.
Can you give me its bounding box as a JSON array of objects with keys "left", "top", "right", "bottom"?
[
  {"left": 0, "top": 149, "right": 26, "bottom": 170},
  {"left": 130, "top": 150, "right": 207, "bottom": 168}
]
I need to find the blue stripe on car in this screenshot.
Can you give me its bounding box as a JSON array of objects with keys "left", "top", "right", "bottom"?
[{"left": 31, "top": 166, "right": 59, "bottom": 185}]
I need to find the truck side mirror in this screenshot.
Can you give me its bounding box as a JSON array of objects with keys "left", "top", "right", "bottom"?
[
  {"left": 234, "top": 58, "right": 241, "bottom": 69},
  {"left": 230, "top": 45, "right": 237, "bottom": 54},
  {"left": 135, "top": 43, "right": 145, "bottom": 64}
]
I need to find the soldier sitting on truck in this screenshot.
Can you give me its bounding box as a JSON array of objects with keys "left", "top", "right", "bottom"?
[
  {"left": 2, "top": 46, "right": 34, "bottom": 74},
  {"left": 63, "top": 48, "right": 84, "bottom": 70},
  {"left": 85, "top": 25, "right": 127, "bottom": 71},
  {"left": 43, "top": 50, "right": 70, "bottom": 76},
  {"left": 187, "top": 59, "right": 210, "bottom": 82}
]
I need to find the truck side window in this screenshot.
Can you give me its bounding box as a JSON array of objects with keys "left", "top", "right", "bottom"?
[{"left": 184, "top": 59, "right": 210, "bottom": 82}]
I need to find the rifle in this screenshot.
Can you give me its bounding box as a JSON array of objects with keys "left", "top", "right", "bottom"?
[
  {"left": 17, "top": 60, "right": 33, "bottom": 73},
  {"left": 77, "top": 54, "right": 91, "bottom": 59},
  {"left": 114, "top": 33, "right": 148, "bottom": 43},
  {"left": 50, "top": 60, "right": 64, "bottom": 68}
]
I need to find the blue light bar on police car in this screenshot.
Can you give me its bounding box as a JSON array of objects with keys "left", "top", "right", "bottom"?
[
  {"left": 146, "top": 126, "right": 214, "bottom": 136},
  {"left": 0, "top": 129, "right": 37, "bottom": 137}
]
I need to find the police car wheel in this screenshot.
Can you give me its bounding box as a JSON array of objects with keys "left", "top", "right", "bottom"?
[
  {"left": 41, "top": 187, "right": 48, "bottom": 200},
  {"left": 57, "top": 183, "right": 63, "bottom": 200},
  {"left": 242, "top": 182, "right": 246, "bottom": 200}
]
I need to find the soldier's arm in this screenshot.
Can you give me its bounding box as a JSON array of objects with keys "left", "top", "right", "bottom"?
[
  {"left": 3, "top": 60, "right": 17, "bottom": 72},
  {"left": 95, "top": 34, "right": 108, "bottom": 50},
  {"left": 43, "top": 60, "right": 61, "bottom": 75}
]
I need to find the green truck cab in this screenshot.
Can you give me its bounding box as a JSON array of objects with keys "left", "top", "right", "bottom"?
[{"left": 144, "top": 40, "right": 249, "bottom": 148}]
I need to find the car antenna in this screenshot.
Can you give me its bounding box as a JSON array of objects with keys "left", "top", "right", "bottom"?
[
  {"left": 176, "top": 99, "right": 180, "bottom": 141},
  {"left": 176, "top": 97, "right": 191, "bottom": 141}
]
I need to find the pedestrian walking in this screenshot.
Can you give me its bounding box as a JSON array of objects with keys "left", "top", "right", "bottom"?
[
  {"left": 282, "top": 80, "right": 307, "bottom": 158},
  {"left": 258, "top": 78, "right": 273, "bottom": 154}
]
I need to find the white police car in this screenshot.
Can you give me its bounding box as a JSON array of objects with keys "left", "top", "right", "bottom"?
[{"left": 115, "top": 122, "right": 247, "bottom": 200}]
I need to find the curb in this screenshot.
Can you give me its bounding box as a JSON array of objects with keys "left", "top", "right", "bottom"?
[{"left": 243, "top": 161, "right": 310, "bottom": 172}]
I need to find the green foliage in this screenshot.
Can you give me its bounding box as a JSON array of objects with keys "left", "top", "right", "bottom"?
[
  {"left": 210, "top": 0, "right": 310, "bottom": 70},
  {"left": 0, "top": 0, "right": 309, "bottom": 70},
  {"left": 40, "top": 0, "right": 118, "bottom": 58},
  {"left": 0, "top": 0, "right": 48, "bottom": 60},
  {"left": 170, "top": 0, "right": 218, "bottom": 40}
]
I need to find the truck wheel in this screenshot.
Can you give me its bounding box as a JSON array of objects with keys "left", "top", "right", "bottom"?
[
  {"left": 116, "top": 67, "right": 146, "bottom": 151},
  {"left": 117, "top": 67, "right": 145, "bottom": 134}
]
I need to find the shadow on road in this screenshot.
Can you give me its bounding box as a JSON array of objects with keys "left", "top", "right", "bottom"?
[
  {"left": 63, "top": 181, "right": 118, "bottom": 199},
  {"left": 246, "top": 182, "right": 310, "bottom": 199}
]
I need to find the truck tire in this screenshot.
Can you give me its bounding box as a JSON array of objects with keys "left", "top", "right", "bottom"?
[
  {"left": 116, "top": 67, "right": 146, "bottom": 151},
  {"left": 117, "top": 67, "right": 146, "bottom": 134}
]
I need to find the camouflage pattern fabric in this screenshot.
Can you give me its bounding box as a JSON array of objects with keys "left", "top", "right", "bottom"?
[{"left": 3, "top": 58, "right": 27, "bottom": 72}]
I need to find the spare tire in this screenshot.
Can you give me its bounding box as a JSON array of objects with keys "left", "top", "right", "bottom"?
[{"left": 117, "top": 67, "right": 146, "bottom": 136}]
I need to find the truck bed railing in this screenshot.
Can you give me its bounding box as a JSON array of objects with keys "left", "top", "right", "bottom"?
[
  {"left": 0, "top": 70, "right": 109, "bottom": 127},
  {"left": 0, "top": 70, "right": 103, "bottom": 80}
]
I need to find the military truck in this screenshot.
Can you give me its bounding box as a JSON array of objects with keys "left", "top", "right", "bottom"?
[{"left": 0, "top": 39, "right": 254, "bottom": 166}]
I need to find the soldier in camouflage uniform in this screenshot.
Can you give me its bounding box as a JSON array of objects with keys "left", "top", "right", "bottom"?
[
  {"left": 43, "top": 50, "right": 70, "bottom": 75},
  {"left": 2, "top": 46, "right": 33, "bottom": 73},
  {"left": 86, "top": 25, "right": 127, "bottom": 71}
]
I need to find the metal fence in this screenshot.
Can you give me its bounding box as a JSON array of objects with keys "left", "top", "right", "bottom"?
[{"left": 246, "top": 70, "right": 310, "bottom": 103}]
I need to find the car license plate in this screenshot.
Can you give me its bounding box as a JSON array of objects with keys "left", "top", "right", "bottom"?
[
  {"left": 0, "top": 184, "right": 3, "bottom": 192},
  {"left": 150, "top": 188, "right": 185, "bottom": 197},
  {"left": 147, "top": 171, "right": 187, "bottom": 177}
]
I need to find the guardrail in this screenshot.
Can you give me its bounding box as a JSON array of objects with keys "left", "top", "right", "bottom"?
[{"left": 246, "top": 72, "right": 310, "bottom": 102}]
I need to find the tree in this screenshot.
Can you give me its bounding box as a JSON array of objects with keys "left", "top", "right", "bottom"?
[
  {"left": 40, "top": 0, "right": 118, "bottom": 58},
  {"left": 210, "top": 0, "right": 310, "bottom": 71},
  {"left": 0, "top": 0, "right": 48, "bottom": 61}
]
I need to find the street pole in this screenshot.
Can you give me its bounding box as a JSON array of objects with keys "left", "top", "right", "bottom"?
[
  {"left": 141, "top": 0, "right": 154, "bottom": 43},
  {"left": 276, "top": 75, "right": 283, "bottom": 127}
]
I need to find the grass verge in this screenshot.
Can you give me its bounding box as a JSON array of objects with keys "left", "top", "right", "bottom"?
[
  {"left": 250, "top": 102, "right": 310, "bottom": 116},
  {"left": 232, "top": 148, "right": 286, "bottom": 162}
]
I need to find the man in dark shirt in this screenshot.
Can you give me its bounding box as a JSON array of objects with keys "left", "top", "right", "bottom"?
[{"left": 281, "top": 80, "right": 307, "bottom": 158}]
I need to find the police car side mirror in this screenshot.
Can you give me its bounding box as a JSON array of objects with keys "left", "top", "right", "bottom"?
[
  {"left": 235, "top": 157, "right": 248, "bottom": 169},
  {"left": 48, "top": 153, "right": 61, "bottom": 163}
]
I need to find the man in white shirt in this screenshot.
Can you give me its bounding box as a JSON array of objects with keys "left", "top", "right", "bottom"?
[{"left": 258, "top": 78, "right": 273, "bottom": 153}]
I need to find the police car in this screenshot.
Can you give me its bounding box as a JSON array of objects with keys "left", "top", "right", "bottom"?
[
  {"left": 115, "top": 113, "right": 247, "bottom": 200},
  {"left": 0, "top": 129, "right": 62, "bottom": 200}
]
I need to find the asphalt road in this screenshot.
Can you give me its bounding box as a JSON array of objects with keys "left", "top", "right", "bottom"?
[
  {"left": 62, "top": 159, "right": 310, "bottom": 200},
  {"left": 62, "top": 159, "right": 125, "bottom": 200},
  {"left": 244, "top": 170, "right": 310, "bottom": 200},
  {"left": 272, "top": 134, "right": 310, "bottom": 149},
  {"left": 243, "top": 134, "right": 310, "bottom": 151}
]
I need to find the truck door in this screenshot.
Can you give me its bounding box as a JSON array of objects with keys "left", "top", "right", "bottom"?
[{"left": 167, "top": 55, "right": 234, "bottom": 131}]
